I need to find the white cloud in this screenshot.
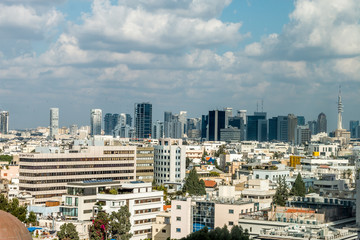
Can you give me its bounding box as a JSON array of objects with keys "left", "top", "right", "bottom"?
[
  {"left": 246, "top": 0, "right": 360, "bottom": 59},
  {"left": 70, "top": 0, "right": 243, "bottom": 53}
]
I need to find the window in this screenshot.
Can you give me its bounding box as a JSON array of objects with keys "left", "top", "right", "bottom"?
[
  {"left": 162, "top": 229, "right": 166, "bottom": 233},
  {"left": 229, "top": 221, "right": 234, "bottom": 226},
  {"left": 176, "top": 228, "right": 181, "bottom": 233},
  {"left": 176, "top": 205, "right": 181, "bottom": 210},
  {"left": 176, "top": 217, "right": 181, "bottom": 221},
  {"left": 228, "top": 209, "right": 234, "bottom": 214}
]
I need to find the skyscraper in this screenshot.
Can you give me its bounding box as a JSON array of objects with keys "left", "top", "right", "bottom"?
[
  {"left": 268, "top": 117, "right": 278, "bottom": 141},
  {"left": 277, "top": 116, "right": 288, "bottom": 142},
  {"left": 287, "top": 114, "right": 298, "bottom": 144},
  {"left": 350, "top": 120, "right": 359, "bottom": 138},
  {"left": 134, "top": 102, "right": 152, "bottom": 139},
  {"left": 208, "top": 110, "right": 226, "bottom": 141},
  {"left": 247, "top": 112, "right": 266, "bottom": 141},
  {"left": 201, "top": 115, "right": 208, "bottom": 140},
  {"left": 49, "top": 108, "right": 59, "bottom": 138},
  {"left": 297, "top": 116, "right": 305, "bottom": 126},
  {"left": 317, "top": 112, "right": 327, "bottom": 133},
  {"left": 224, "top": 107, "right": 233, "bottom": 128},
  {"left": 90, "top": 109, "right": 102, "bottom": 136},
  {"left": 104, "top": 113, "right": 113, "bottom": 135},
  {"left": 0, "top": 111, "right": 9, "bottom": 134}
]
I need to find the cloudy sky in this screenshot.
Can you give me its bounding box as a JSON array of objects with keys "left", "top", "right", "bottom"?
[{"left": 1, "top": 0, "right": 360, "bottom": 130}]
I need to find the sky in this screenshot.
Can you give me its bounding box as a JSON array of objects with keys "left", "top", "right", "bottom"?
[{"left": 1, "top": 0, "right": 360, "bottom": 131}]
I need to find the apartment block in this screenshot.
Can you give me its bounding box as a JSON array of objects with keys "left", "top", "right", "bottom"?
[
  {"left": 136, "top": 147, "right": 154, "bottom": 183},
  {"left": 19, "top": 146, "right": 136, "bottom": 204},
  {"left": 154, "top": 139, "right": 186, "bottom": 185}
]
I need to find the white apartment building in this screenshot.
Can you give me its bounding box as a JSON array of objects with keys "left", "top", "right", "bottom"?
[
  {"left": 61, "top": 181, "right": 164, "bottom": 240},
  {"left": 19, "top": 146, "right": 136, "bottom": 204},
  {"left": 98, "top": 182, "right": 164, "bottom": 240},
  {"left": 308, "top": 143, "right": 339, "bottom": 157},
  {"left": 154, "top": 139, "right": 186, "bottom": 185},
  {"left": 253, "top": 169, "right": 290, "bottom": 182}
]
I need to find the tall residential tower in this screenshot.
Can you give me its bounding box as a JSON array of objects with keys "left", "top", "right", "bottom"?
[
  {"left": 134, "top": 102, "right": 152, "bottom": 139},
  {"left": 90, "top": 109, "right": 102, "bottom": 136},
  {"left": 50, "top": 108, "right": 59, "bottom": 138}
]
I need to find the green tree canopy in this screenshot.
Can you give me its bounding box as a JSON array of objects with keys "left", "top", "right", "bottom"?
[
  {"left": 89, "top": 211, "right": 110, "bottom": 240},
  {"left": 273, "top": 176, "right": 289, "bottom": 206},
  {"left": 110, "top": 206, "right": 132, "bottom": 240},
  {"left": 57, "top": 223, "right": 80, "bottom": 240},
  {"left": 181, "top": 225, "right": 249, "bottom": 240},
  {"left": 290, "top": 173, "right": 306, "bottom": 197},
  {"left": 26, "top": 211, "right": 37, "bottom": 225},
  {"left": 0, "top": 155, "right": 12, "bottom": 163},
  {"left": 183, "top": 168, "right": 206, "bottom": 196}
]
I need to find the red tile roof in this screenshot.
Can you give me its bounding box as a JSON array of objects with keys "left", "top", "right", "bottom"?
[{"left": 204, "top": 180, "right": 217, "bottom": 188}]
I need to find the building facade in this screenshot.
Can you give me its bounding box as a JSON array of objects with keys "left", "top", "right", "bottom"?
[
  {"left": 49, "top": 108, "right": 59, "bottom": 138},
  {"left": 19, "top": 146, "right": 136, "bottom": 204},
  {"left": 0, "top": 111, "right": 9, "bottom": 134},
  {"left": 90, "top": 109, "right": 102, "bottom": 136},
  {"left": 154, "top": 139, "right": 186, "bottom": 185},
  {"left": 134, "top": 103, "right": 152, "bottom": 139},
  {"left": 136, "top": 147, "right": 154, "bottom": 183}
]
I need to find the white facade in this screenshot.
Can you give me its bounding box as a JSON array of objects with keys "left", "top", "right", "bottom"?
[
  {"left": 50, "top": 108, "right": 59, "bottom": 138},
  {"left": 308, "top": 143, "right": 339, "bottom": 157},
  {"left": 170, "top": 198, "right": 192, "bottom": 239},
  {"left": 154, "top": 139, "right": 186, "bottom": 184},
  {"left": 253, "top": 169, "right": 290, "bottom": 182},
  {"left": 19, "top": 146, "right": 136, "bottom": 204},
  {"left": 98, "top": 182, "right": 164, "bottom": 240},
  {"left": 90, "top": 109, "right": 102, "bottom": 136}
]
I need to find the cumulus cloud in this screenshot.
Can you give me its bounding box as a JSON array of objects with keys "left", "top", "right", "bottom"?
[
  {"left": 246, "top": 0, "right": 360, "bottom": 60},
  {"left": 70, "top": 0, "right": 243, "bottom": 53},
  {"left": 0, "top": 4, "right": 64, "bottom": 57}
]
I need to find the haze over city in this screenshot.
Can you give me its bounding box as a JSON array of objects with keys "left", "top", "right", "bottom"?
[{"left": 1, "top": 0, "right": 360, "bottom": 131}]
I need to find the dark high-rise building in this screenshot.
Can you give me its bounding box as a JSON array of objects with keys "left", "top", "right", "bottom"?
[
  {"left": 277, "top": 116, "right": 288, "bottom": 142},
  {"left": 247, "top": 112, "right": 266, "bottom": 141},
  {"left": 208, "top": 110, "right": 226, "bottom": 141},
  {"left": 268, "top": 117, "right": 278, "bottom": 141},
  {"left": 134, "top": 102, "right": 152, "bottom": 139},
  {"left": 308, "top": 120, "right": 317, "bottom": 135},
  {"left": 112, "top": 114, "right": 120, "bottom": 128},
  {"left": 228, "top": 116, "right": 245, "bottom": 141},
  {"left": 104, "top": 113, "right": 114, "bottom": 135},
  {"left": 297, "top": 116, "right": 305, "bottom": 126},
  {"left": 201, "top": 115, "right": 208, "bottom": 140},
  {"left": 125, "top": 114, "right": 132, "bottom": 127},
  {"left": 317, "top": 112, "right": 327, "bottom": 133},
  {"left": 350, "top": 120, "right": 359, "bottom": 138}
]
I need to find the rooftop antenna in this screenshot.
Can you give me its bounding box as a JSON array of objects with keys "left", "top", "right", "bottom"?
[
  {"left": 256, "top": 101, "right": 259, "bottom": 112},
  {"left": 261, "top": 99, "right": 264, "bottom": 112}
]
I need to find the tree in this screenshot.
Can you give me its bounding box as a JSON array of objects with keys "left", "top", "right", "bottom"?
[
  {"left": 8, "top": 198, "right": 27, "bottom": 222},
  {"left": 290, "top": 173, "right": 306, "bottom": 197},
  {"left": 26, "top": 211, "right": 37, "bottom": 226},
  {"left": 209, "top": 171, "right": 220, "bottom": 177},
  {"left": 57, "top": 223, "right": 80, "bottom": 240},
  {"left": 214, "top": 145, "right": 226, "bottom": 157},
  {"left": 181, "top": 225, "right": 249, "bottom": 240},
  {"left": 0, "top": 155, "right": 12, "bottom": 163},
  {"left": 109, "top": 188, "right": 118, "bottom": 195},
  {"left": 183, "top": 168, "right": 206, "bottom": 196},
  {"left": 89, "top": 211, "right": 110, "bottom": 240},
  {"left": 109, "top": 206, "right": 132, "bottom": 240},
  {"left": 273, "top": 176, "right": 289, "bottom": 206}
]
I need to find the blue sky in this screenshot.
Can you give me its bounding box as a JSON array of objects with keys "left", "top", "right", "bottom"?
[{"left": 1, "top": 0, "right": 360, "bottom": 131}]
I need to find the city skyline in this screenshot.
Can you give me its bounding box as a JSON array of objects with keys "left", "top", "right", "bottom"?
[{"left": 1, "top": 0, "right": 360, "bottom": 130}]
